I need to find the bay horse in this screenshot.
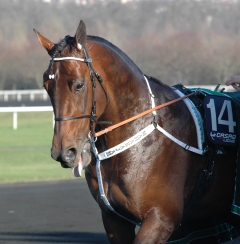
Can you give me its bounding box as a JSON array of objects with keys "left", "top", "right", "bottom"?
[{"left": 34, "top": 20, "right": 240, "bottom": 243}]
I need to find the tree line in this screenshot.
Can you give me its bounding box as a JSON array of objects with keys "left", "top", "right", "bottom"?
[{"left": 1, "top": 0, "right": 240, "bottom": 90}]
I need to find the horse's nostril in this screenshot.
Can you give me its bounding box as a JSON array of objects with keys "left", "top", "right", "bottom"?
[{"left": 64, "top": 148, "right": 77, "bottom": 163}]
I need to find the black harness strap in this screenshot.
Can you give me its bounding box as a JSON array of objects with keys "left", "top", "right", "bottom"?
[
  {"left": 182, "top": 141, "right": 217, "bottom": 221},
  {"left": 53, "top": 44, "right": 111, "bottom": 131},
  {"left": 173, "top": 84, "right": 217, "bottom": 220},
  {"left": 55, "top": 115, "right": 92, "bottom": 121}
]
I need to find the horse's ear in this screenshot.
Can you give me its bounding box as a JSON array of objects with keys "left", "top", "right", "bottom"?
[
  {"left": 74, "top": 20, "right": 87, "bottom": 51},
  {"left": 33, "top": 29, "right": 55, "bottom": 54}
]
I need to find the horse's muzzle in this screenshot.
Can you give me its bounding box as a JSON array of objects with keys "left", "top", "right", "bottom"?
[
  {"left": 51, "top": 141, "right": 92, "bottom": 169},
  {"left": 52, "top": 147, "right": 77, "bottom": 168}
]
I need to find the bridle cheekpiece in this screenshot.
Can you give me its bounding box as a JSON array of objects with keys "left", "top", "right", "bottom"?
[{"left": 49, "top": 44, "right": 108, "bottom": 135}]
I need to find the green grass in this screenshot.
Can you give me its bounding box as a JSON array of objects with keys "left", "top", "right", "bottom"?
[{"left": 0, "top": 112, "right": 74, "bottom": 183}]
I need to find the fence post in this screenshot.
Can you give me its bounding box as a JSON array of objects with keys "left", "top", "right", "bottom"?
[
  {"left": 13, "top": 112, "right": 18, "bottom": 130},
  {"left": 4, "top": 94, "right": 8, "bottom": 102},
  {"left": 30, "top": 93, "right": 34, "bottom": 101}
]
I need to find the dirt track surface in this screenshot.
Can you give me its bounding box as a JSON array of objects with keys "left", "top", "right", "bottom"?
[
  {"left": 1, "top": 179, "right": 239, "bottom": 244},
  {"left": 0, "top": 179, "right": 109, "bottom": 244}
]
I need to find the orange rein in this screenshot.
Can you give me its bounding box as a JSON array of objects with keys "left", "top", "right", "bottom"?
[{"left": 94, "top": 91, "right": 198, "bottom": 137}]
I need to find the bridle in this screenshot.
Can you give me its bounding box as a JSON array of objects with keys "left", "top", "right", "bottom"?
[
  {"left": 43, "top": 32, "right": 213, "bottom": 230},
  {"left": 48, "top": 37, "right": 205, "bottom": 226},
  {"left": 49, "top": 43, "right": 109, "bottom": 134},
  {"left": 49, "top": 38, "right": 200, "bottom": 142}
]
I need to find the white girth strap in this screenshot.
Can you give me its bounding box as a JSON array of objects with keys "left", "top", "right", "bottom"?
[
  {"left": 156, "top": 125, "right": 204, "bottom": 155},
  {"left": 93, "top": 75, "right": 205, "bottom": 226},
  {"left": 144, "top": 75, "right": 156, "bottom": 116},
  {"left": 172, "top": 88, "right": 205, "bottom": 152},
  {"left": 92, "top": 143, "right": 141, "bottom": 226},
  {"left": 143, "top": 76, "right": 204, "bottom": 154},
  {"left": 98, "top": 124, "right": 155, "bottom": 160}
]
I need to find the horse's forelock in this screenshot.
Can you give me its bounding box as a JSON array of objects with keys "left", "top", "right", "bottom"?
[
  {"left": 49, "top": 37, "right": 70, "bottom": 57},
  {"left": 48, "top": 36, "right": 74, "bottom": 74}
]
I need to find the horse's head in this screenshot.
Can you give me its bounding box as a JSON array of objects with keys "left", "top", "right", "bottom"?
[{"left": 34, "top": 21, "right": 107, "bottom": 175}]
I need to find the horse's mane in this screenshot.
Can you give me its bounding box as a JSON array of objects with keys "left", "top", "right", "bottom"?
[
  {"left": 48, "top": 35, "right": 71, "bottom": 74},
  {"left": 87, "top": 36, "right": 165, "bottom": 87},
  {"left": 88, "top": 35, "right": 143, "bottom": 74},
  {"left": 48, "top": 35, "right": 142, "bottom": 75},
  {"left": 48, "top": 34, "right": 166, "bottom": 87}
]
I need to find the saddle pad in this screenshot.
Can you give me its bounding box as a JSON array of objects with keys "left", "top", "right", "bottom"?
[
  {"left": 171, "top": 86, "right": 240, "bottom": 243},
  {"left": 188, "top": 88, "right": 239, "bottom": 146},
  {"left": 172, "top": 88, "right": 205, "bottom": 152},
  {"left": 189, "top": 88, "right": 240, "bottom": 216},
  {"left": 204, "top": 95, "right": 238, "bottom": 146}
]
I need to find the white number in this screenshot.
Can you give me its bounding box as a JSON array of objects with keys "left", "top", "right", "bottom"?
[
  {"left": 206, "top": 98, "right": 236, "bottom": 133},
  {"left": 218, "top": 100, "right": 236, "bottom": 133},
  {"left": 206, "top": 98, "right": 217, "bottom": 131}
]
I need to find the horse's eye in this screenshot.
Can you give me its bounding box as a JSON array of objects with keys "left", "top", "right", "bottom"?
[{"left": 75, "top": 83, "right": 84, "bottom": 91}]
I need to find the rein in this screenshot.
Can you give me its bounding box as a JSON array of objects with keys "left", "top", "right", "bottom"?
[
  {"left": 49, "top": 40, "right": 199, "bottom": 139},
  {"left": 49, "top": 41, "right": 205, "bottom": 226},
  {"left": 50, "top": 45, "right": 199, "bottom": 139},
  {"left": 94, "top": 91, "right": 199, "bottom": 137}
]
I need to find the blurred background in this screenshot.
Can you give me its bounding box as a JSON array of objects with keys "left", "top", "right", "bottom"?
[
  {"left": 1, "top": 0, "right": 240, "bottom": 90},
  {"left": 1, "top": 0, "right": 240, "bottom": 183},
  {"left": 0, "top": 1, "right": 240, "bottom": 243}
]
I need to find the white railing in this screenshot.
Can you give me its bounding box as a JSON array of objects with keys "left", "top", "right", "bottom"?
[
  {"left": 0, "top": 85, "right": 236, "bottom": 130},
  {"left": 0, "top": 89, "right": 48, "bottom": 102},
  {"left": 0, "top": 106, "right": 54, "bottom": 130},
  {"left": 0, "top": 85, "right": 235, "bottom": 103}
]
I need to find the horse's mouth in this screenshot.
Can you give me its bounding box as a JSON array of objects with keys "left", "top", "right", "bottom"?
[
  {"left": 71, "top": 155, "right": 83, "bottom": 177},
  {"left": 71, "top": 142, "right": 92, "bottom": 177},
  {"left": 58, "top": 141, "right": 92, "bottom": 176}
]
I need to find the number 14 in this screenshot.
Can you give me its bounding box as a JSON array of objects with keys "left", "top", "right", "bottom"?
[{"left": 206, "top": 98, "right": 236, "bottom": 133}]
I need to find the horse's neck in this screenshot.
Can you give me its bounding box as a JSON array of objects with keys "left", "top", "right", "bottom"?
[
  {"left": 91, "top": 41, "right": 182, "bottom": 147},
  {"left": 93, "top": 47, "right": 150, "bottom": 123}
]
